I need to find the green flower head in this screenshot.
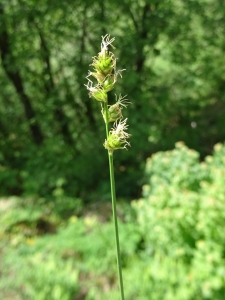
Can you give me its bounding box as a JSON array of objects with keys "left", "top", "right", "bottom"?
[
  {"left": 85, "top": 34, "right": 131, "bottom": 152},
  {"left": 102, "top": 94, "right": 130, "bottom": 122},
  {"left": 91, "top": 35, "right": 116, "bottom": 76},
  {"left": 104, "top": 118, "right": 131, "bottom": 151},
  {"left": 85, "top": 79, "right": 108, "bottom": 102}
]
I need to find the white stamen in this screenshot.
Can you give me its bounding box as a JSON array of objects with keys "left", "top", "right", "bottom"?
[{"left": 101, "top": 34, "right": 115, "bottom": 53}]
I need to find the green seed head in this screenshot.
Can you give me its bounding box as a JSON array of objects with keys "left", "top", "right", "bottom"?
[
  {"left": 108, "top": 103, "right": 122, "bottom": 121},
  {"left": 102, "top": 103, "right": 122, "bottom": 123},
  {"left": 85, "top": 80, "right": 108, "bottom": 102},
  {"left": 85, "top": 34, "right": 131, "bottom": 151},
  {"left": 104, "top": 134, "right": 122, "bottom": 151},
  {"left": 104, "top": 119, "right": 131, "bottom": 151}
]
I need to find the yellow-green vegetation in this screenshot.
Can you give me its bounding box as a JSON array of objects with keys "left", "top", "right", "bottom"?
[{"left": 1, "top": 142, "right": 225, "bottom": 299}]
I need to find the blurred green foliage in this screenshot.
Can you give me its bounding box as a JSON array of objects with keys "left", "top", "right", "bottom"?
[
  {"left": 0, "top": 0, "right": 225, "bottom": 200},
  {"left": 1, "top": 142, "right": 225, "bottom": 299},
  {"left": 131, "top": 142, "right": 225, "bottom": 299}
]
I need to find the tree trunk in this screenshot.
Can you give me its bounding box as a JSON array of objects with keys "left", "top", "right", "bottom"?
[{"left": 0, "top": 4, "right": 44, "bottom": 145}]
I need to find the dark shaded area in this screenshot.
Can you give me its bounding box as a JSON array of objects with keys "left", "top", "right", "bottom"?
[{"left": 0, "top": 0, "right": 224, "bottom": 202}]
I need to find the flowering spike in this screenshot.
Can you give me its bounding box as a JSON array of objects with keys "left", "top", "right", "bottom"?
[
  {"left": 104, "top": 119, "right": 131, "bottom": 152},
  {"left": 84, "top": 79, "right": 108, "bottom": 102},
  {"left": 85, "top": 34, "right": 131, "bottom": 150},
  {"left": 102, "top": 94, "right": 130, "bottom": 123}
]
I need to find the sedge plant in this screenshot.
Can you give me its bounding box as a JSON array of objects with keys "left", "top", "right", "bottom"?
[{"left": 85, "top": 34, "right": 131, "bottom": 300}]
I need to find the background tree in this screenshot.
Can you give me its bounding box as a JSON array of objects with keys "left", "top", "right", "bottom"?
[{"left": 0, "top": 0, "right": 224, "bottom": 201}]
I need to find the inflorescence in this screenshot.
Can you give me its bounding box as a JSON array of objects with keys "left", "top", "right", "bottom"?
[{"left": 85, "top": 34, "right": 131, "bottom": 152}]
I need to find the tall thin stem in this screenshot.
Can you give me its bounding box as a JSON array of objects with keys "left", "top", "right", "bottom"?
[
  {"left": 108, "top": 152, "right": 125, "bottom": 300},
  {"left": 104, "top": 101, "right": 125, "bottom": 300},
  {"left": 104, "top": 101, "right": 109, "bottom": 139}
]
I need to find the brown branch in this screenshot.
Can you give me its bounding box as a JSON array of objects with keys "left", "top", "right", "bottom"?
[
  {"left": 36, "top": 25, "right": 74, "bottom": 146},
  {"left": 77, "top": 7, "right": 96, "bottom": 129},
  {"left": 136, "top": 4, "right": 151, "bottom": 73},
  {"left": 123, "top": 0, "right": 139, "bottom": 31}
]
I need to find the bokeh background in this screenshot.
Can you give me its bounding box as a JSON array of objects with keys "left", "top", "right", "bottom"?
[{"left": 1, "top": 0, "right": 225, "bottom": 299}]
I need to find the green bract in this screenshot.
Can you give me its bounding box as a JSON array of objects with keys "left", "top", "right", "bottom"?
[
  {"left": 90, "top": 71, "right": 106, "bottom": 82},
  {"left": 91, "top": 88, "right": 108, "bottom": 102},
  {"left": 102, "top": 76, "right": 115, "bottom": 92}
]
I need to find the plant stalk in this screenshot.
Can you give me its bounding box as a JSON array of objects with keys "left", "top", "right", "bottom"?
[
  {"left": 104, "top": 101, "right": 125, "bottom": 300},
  {"left": 108, "top": 152, "right": 125, "bottom": 300}
]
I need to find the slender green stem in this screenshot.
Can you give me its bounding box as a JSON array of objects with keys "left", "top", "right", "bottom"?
[
  {"left": 103, "top": 101, "right": 125, "bottom": 300},
  {"left": 108, "top": 152, "right": 125, "bottom": 300},
  {"left": 104, "top": 101, "right": 109, "bottom": 139}
]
